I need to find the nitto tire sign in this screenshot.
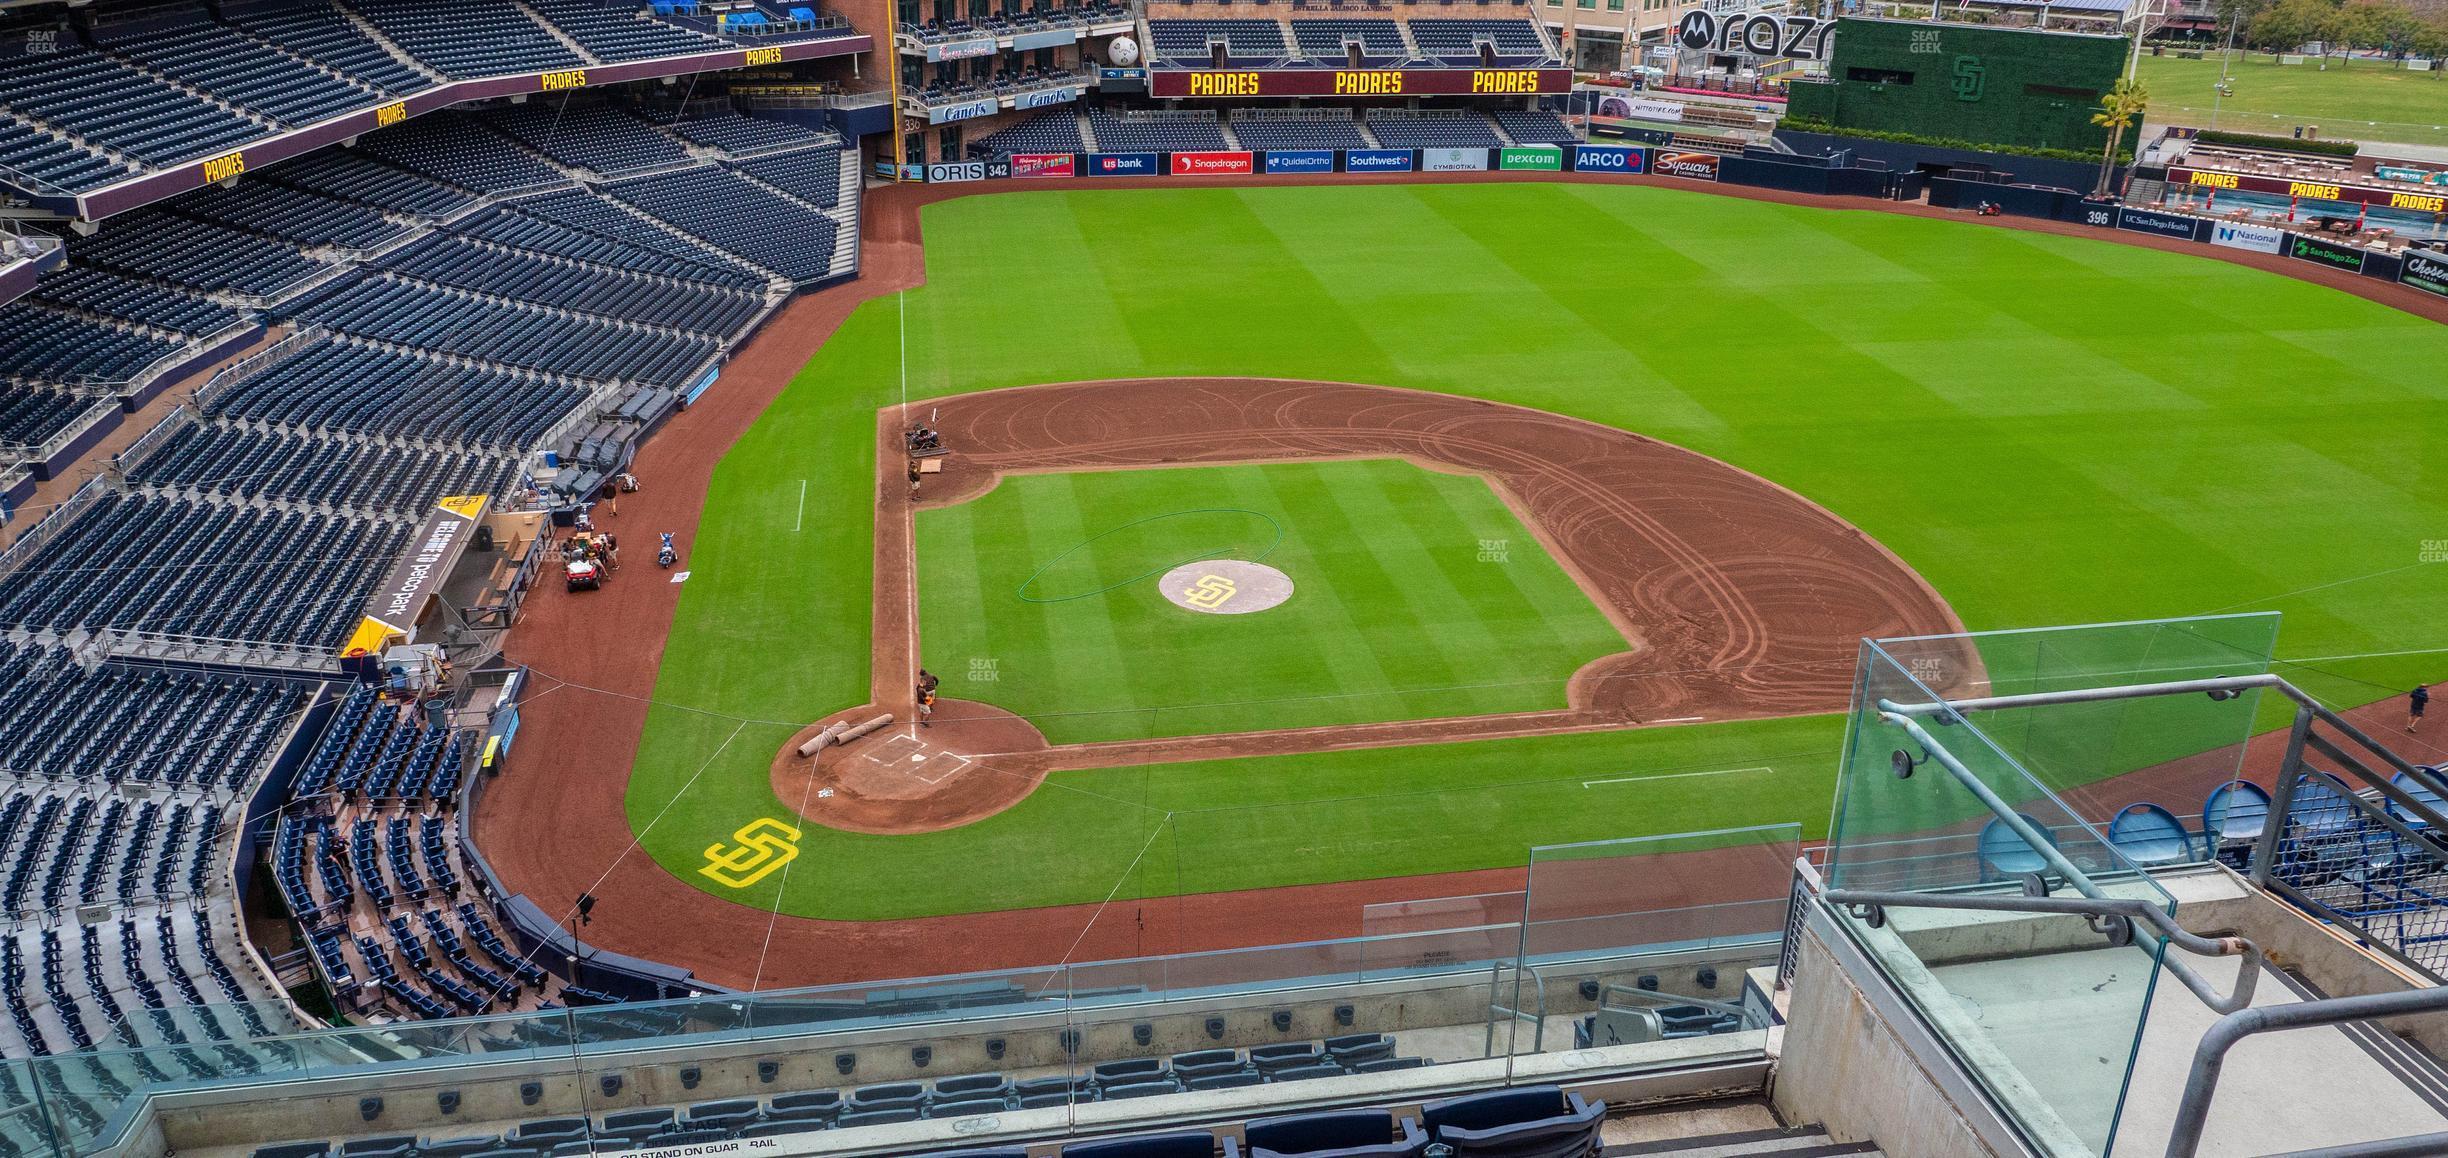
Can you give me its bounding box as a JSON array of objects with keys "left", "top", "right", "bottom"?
[
  {"left": 1675, "top": 11, "right": 1834, "bottom": 60},
  {"left": 2209, "top": 221, "right": 2284, "bottom": 254},
  {"left": 1572, "top": 144, "right": 1644, "bottom": 174},
  {"left": 2404, "top": 251, "right": 2448, "bottom": 299}
]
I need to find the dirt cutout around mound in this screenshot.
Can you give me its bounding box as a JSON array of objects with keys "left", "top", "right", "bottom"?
[{"left": 476, "top": 174, "right": 2448, "bottom": 992}]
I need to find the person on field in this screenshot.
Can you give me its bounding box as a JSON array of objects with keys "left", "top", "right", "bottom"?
[
  {"left": 908, "top": 458, "right": 922, "bottom": 492},
  {"left": 2411, "top": 684, "right": 2431, "bottom": 733},
  {"left": 919, "top": 687, "right": 936, "bottom": 728}
]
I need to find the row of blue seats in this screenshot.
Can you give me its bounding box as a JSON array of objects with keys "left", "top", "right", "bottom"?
[
  {"left": 223, "top": 0, "right": 435, "bottom": 99},
  {"left": 0, "top": 491, "right": 412, "bottom": 647},
  {"left": 0, "top": 642, "right": 308, "bottom": 788},
  {"left": 205, "top": 336, "right": 590, "bottom": 448},
  {"left": 94, "top": 9, "right": 394, "bottom": 128},
  {"left": 26, "top": 267, "right": 244, "bottom": 338},
  {"left": 1228, "top": 116, "right": 1370, "bottom": 152},
  {"left": 603, "top": 166, "right": 842, "bottom": 285},
  {"left": 356, "top": 115, "right": 569, "bottom": 196},
  {"left": 0, "top": 382, "right": 93, "bottom": 450},
  {"left": 258, "top": 1084, "right": 1602, "bottom": 1158},
  {"left": 383, "top": 233, "right": 766, "bottom": 338},
  {"left": 293, "top": 687, "right": 471, "bottom": 800},
  {"left": 347, "top": 0, "right": 585, "bottom": 79},
  {"left": 457, "top": 200, "right": 766, "bottom": 290},
  {"left": 69, "top": 207, "right": 326, "bottom": 296},
  {"left": 0, "top": 37, "right": 261, "bottom": 171},
  {"left": 301, "top": 275, "right": 722, "bottom": 387},
  {"left": 265, "top": 148, "right": 476, "bottom": 218},
  {"left": 645, "top": 107, "right": 826, "bottom": 155},
  {"left": 131, "top": 423, "right": 521, "bottom": 516},
  {"left": 174, "top": 179, "right": 413, "bottom": 251},
  {"left": 1367, "top": 112, "right": 1504, "bottom": 149},
  {"left": 507, "top": 187, "right": 775, "bottom": 281},
  {"left": 1086, "top": 108, "right": 1230, "bottom": 154},
  {"left": 0, "top": 304, "right": 186, "bottom": 386},
  {"left": 481, "top": 102, "right": 695, "bottom": 176}
]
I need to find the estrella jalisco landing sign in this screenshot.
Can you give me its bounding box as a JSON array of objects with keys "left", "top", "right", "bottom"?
[{"left": 1150, "top": 67, "right": 1569, "bottom": 99}]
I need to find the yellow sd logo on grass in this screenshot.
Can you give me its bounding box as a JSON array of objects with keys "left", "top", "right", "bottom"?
[
  {"left": 1182, "top": 574, "right": 1237, "bottom": 610},
  {"left": 700, "top": 818, "right": 801, "bottom": 888}
]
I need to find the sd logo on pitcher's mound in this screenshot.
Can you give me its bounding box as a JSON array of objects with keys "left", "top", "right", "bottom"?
[{"left": 1160, "top": 560, "right": 1294, "bottom": 615}]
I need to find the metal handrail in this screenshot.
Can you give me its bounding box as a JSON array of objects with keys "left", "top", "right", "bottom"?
[{"left": 2165, "top": 984, "right": 2448, "bottom": 1157}]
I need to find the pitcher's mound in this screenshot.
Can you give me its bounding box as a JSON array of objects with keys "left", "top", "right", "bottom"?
[{"left": 1160, "top": 560, "right": 1293, "bottom": 615}]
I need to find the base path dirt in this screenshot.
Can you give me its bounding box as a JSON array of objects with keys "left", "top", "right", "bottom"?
[{"left": 472, "top": 173, "right": 2445, "bottom": 995}]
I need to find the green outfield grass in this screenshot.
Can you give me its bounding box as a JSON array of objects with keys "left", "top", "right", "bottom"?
[
  {"left": 916, "top": 460, "right": 1628, "bottom": 743},
  {"left": 626, "top": 183, "right": 2448, "bottom": 922},
  {"left": 2136, "top": 52, "right": 2448, "bottom": 148}
]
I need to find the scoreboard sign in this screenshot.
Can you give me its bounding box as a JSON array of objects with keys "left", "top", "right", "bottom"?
[
  {"left": 1151, "top": 68, "right": 1569, "bottom": 98},
  {"left": 2170, "top": 166, "right": 2448, "bottom": 214}
]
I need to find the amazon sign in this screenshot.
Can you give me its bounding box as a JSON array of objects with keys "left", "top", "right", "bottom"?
[{"left": 1152, "top": 67, "right": 1569, "bottom": 99}]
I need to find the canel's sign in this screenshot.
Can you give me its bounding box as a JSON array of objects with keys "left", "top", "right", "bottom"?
[{"left": 1674, "top": 11, "right": 1835, "bottom": 60}]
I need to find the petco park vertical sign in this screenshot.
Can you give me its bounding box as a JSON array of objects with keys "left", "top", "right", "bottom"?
[{"left": 1151, "top": 68, "right": 1569, "bottom": 98}]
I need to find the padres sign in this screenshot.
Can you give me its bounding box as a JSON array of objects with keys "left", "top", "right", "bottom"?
[{"left": 701, "top": 818, "right": 801, "bottom": 888}]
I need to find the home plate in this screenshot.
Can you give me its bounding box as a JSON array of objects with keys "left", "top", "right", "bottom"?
[{"left": 847, "top": 732, "right": 972, "bottom": 787}]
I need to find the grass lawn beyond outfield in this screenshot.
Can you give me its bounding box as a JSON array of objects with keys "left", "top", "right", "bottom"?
[
  {"left": 625, "top": 183, "right": 2448, "bottom": 922},
  {"left": 916, "top": 460, "right": 1628, "bottom": 743},
  {"left": 2136, "top": 53, "right": 2448, "bottom": 148}
]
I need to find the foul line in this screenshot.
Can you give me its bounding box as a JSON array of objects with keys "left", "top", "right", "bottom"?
[
  {"left": 792, "top": 479, "right": 807, "bottom": 532},
  {"left": 1582, "top": 765, "right": 1772, "bottom": 789}
]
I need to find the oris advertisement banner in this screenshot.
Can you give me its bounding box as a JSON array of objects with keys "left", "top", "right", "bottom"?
[
  {"left": 1654, "top": 151, "right": 1720, "bottom": 181},
  {"left": 924, "top": 161, "right": 988, "bottom": 183},
  {"left": 1008, "top": 152, "right": 1075, "bottom": 178},
  {"left": 1342, "top": 148, "right": 1415, "bottom": 173},
  {"left": 1422, "top": 147, "right": 1489, "bottom": 172},
  {"left": 1170, "top": 150, "right": 1254, "bottom": 176},
  {"left": 2208, "top": 220, "right": 2285, "bottom": 254},
  {"left": 1571, "top": 144, "right": 1645, "bottom": 174},
  {"left": 1263, "top": 150, "right": 1334, "bottom": 174}
]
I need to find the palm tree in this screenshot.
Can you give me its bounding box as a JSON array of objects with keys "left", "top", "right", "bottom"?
[{"left": 2092, "top": 79, "right": 2149, "bottom": 198}]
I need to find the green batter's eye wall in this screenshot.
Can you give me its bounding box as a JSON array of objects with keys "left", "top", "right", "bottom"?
[{"left": 1785, "top": 17, "right": 2132, "bottom": 157}]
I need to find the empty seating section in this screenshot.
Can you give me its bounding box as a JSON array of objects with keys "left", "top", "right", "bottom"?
[
  {"left": 25, "top": 268, "right": 243, "bottom": 338},
  {"left": 171, "top": 180, "right": 411, "bottom": 250},
  {"left": 1085, "top": 109, "right": 1229, "bottom": 154},
  {"left": 0, "top": 115, "right": 137, "bottom": 194},
  {"left": 1148, "top": 19, "right": 1292, "bottom": 66},
  {"left": 1228, "top": 114, "right": 1369, "bottom": 152},
  {"left": 91, "top": 9, "right": 386, "bottom": 128},
  {"left": 606, "top": 166, "right": 840, "bottom": 284},
  {"left": 301, "top": 276, "right": 720, "bottom": 385},
  {"left": 244, "top": 1036, "right": 1484, "bottom": 1156},
  {"left": 262, "top": 148, "right": 475, "bottom": 217},
  {"left": 0, "top": 642, "right": 307, "bottom": 789},
  {"left": 384, "top": 234, "right": 763, "bottom": 338},
  {"left": 1288, "top": 19, "right": 1411, "bottom": 66},
  {"left": 1405, "top": 19, "right": 1550, "bottom": 65},
  {"left": 0, "top": 37, "right": 264, "bottom": 170},
  {"left": 732, "top": 147, "right": 846, "bottom": 208},
  {"left": 0, "top": 491, "right": 411, "bottom": 646},
  {"left": 527, "top": 0, "right": 734, "bottom": 60},
  {"left": 647, "top": 107, "right": 813, "bottom": 155},
  {"left": 1366, "top": 111, "right": 1503, "bottom": 149},
  {"left": 0, "top": 305, "right": 183, "bottom": 386},
  {"left": 1492, "top": 109, "right": 1576, "bottom": 145},
  {"left": 969, "top": 111, "right": 1086, "bottom": 159},
  {"left": 219, "top": 0, "right": 433, "bottom": 97},
  {"left": 206, "top": 337, "right": 588, "bottom": 447},
  {"left": 353, "top": 115, "right": 569, "bottom": 194},
  {"left": 68, "top": 208, "right": 326, "bottom": 296},
  {"left": 482, "top": 103, "right": 693, "bottom": 175},
  {"left": 3, "top": 906, "right": 281, "bottom": 1057},
  {"left": 0, "top": 385, "right": 95, "bottom": 450},
  {"left": 347, "top": 0, "right": 583, "bottom": 78},
  {"left": 456, "top": 203, "right": 764, "bottom": 290},
  {"left": 129, "top": 425, "right": 519, "bottom": 515},
  {"left": 511, "top": 186, "right": 772, "bottom": 276}
]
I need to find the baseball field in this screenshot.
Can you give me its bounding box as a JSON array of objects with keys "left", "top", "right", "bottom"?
[{"left": 596, "top": 180, "right": 2448, "bottom": 931}]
